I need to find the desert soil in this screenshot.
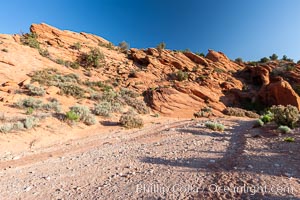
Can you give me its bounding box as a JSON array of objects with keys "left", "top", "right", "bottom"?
[{"left": 0, "top": 117, "right": 299, "bottom": 200}]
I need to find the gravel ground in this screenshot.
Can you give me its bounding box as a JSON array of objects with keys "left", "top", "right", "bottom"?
[{"left": 0, "top": 118, "right": 299, "bottom": 200}]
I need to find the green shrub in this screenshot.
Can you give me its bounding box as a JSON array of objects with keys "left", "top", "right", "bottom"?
[
  {"left": 66, "top": 110, "right": 80, "bottom": 121},
  {"left": 25, "top": 84, "right": 46, "bottom": 96},
  {"left": 119, "top": 110, "right": 144, "bottom": 129},
  {"left": 278, "top": 125, "right": 291, "bottom": 134},
  {"left": 23, "top": 117, "right": 39, "bottom": 129},
  {"left": 69, "top": 105, "right": 96, "bottom": 125},
  {"left": 260, "top": 111, "right": 274, "bottom": 123},
  {"left": 205, "top": 122, "right": 225, "bottom": 131},
  {"left": 256, "top": 119, "right": 264, "bottom": 127},
  {"left": 79, "top": 48, "right": 105, "bottom": 68},
  {"left": 176, "top": 70, "right": 188, "bottom": 81},
  {"left": 270, "top": 105, "right": 299, "bottom": 128},
  {"left": 26, "top": 107, "right": 34, "bottom": 115},
  {"left": 20, "top": 32, "right": 40, "bottom": 49},
  {"left": 283, "top": 137, "right": 295, "bottom": 142}
]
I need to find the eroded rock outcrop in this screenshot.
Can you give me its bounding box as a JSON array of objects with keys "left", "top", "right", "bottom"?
[{"left": 258, "top": 78, "right": 300, "bottom": 109}]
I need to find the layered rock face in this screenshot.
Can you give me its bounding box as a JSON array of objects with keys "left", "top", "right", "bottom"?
[{"left": 0, "top": 23, "right": 300, "bottom": 117}]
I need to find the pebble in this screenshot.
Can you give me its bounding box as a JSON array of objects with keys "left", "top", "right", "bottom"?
[
  {"left": 248, "top": 165, "right": 253, "bottom": 169},
  {"left": 274, "top": 163, "right": 280, "bottom": 167},
  {"left": 24, "top": 186, "right": 32, "bottom": 192},
  {"left": 209, "top": 160, "right": 216, "bottom": 163},
  {"left": 12, "top": 156, "right": 21, "bottom": 160}
]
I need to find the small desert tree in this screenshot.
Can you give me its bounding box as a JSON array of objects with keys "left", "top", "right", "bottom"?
[
  {"left": 260, "top": 57, "right": 269, "bottom": 63},
  {"left": 269, "top": 53, "right": 278, "bottom": 61},
  {"left": 235, "top": 57, "right": 243, "bottom": 63}
]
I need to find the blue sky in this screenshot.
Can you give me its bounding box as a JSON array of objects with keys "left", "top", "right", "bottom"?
[{"left": 1, "top": 0, "right": 300, "bottom": 61}]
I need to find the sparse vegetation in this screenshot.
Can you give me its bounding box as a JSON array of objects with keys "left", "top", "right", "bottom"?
[
  {"left": 119, "top": 41, "right": 129, "bottom": 52},
  {"left": 0, "top": 116, "right": 40, "bottom": 133},
  {"left": 79, "top": 48, "right": 105, "bottom": 68},
  {"left": 70, "top": 42, "right": 81, "bottom": 50},
  {"left": 93, "top": 101, "right": 112, "bottom": 117},
  {"left": 223, "top": 107, "right": 259, "bottom": 118},
  {"left": 25, "top": 84, "right": 46, "bottom": 96},
  {"left": 39, "top": 48, "right": 50, "bottom": 57},
  {"left": 42, "top": 99, "right": 61, "bottom": 112},
  {"left": 15, "top": 97, "right": 61, "bottom": 113},
  {"left": 194, "top": 107, "right": 212, "bottom": 118},
  {"left": 59, "top": 83, "right": 85, "bottom": 98},
  {"left": 270, "top": 105, "right": 299, "bottom": 128},
  {"left": 121, "top": 90, "right": 149, "bottom": 114},
  {"left": 30, "top": 69, "right": 85, "bottom": 98},
  {"left": 15, "top": 97, "right": 43, "bottom": 109},
  {"left": 69, "top": 105, "right": 96, "bottom": 125},
  {"left": 23, "top": 116, "right": 39, "bottom": 129},
  {"left": 175, "top": 70, "right": 188, "bottom": 81},
  {"left": 214, "top": 67, "right": 226, "bottom": 74},
  {"left": 205, "top": 122, "right": 225, "bottom": 132},
  {"left": 156, "top": 42, "right": 166, "bottom": 50},
  {"left": 20, "top": 32, "right": 40, "bottom": 49},
  {"left": 119, "top": 110, "right": 144, "bottom": 129}
]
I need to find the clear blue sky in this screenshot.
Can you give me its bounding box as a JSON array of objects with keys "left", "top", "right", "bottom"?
[{"left": 1, "top": 0, "right": 300, "bottom": 61}]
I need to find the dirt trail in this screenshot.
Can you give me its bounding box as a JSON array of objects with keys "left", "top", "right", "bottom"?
[{"left": 0, "top": 117, "right": 299, "bottom": 200}]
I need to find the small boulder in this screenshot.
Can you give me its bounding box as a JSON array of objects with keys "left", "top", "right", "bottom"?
[{"left": 46, "top": 86, "right": 60, "bottom": 95}]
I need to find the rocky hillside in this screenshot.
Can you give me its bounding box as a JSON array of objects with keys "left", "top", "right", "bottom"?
[{"left": 0, "top": 23, "right": 300, "bottom": 127}]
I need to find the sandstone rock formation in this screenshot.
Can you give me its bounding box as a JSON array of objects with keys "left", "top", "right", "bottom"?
[{"left": 0, "top": 23, "right": 299, "bottom": 119}]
